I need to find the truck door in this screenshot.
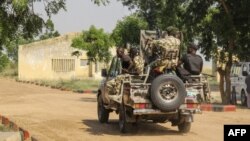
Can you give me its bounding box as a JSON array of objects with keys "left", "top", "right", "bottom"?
[
  {"left": 230, "top": 64, "right": 236, "bottom": 88},
  {"left": 235, "top": 64, "right": 242, "bottom": 94},
  {"left": 103, "top": 57, "right": 121, "bottom": 96},
  {"left": 240, "top": 64, "right": 248, "bottom": 85},
  {"left": 240, "top": 64, "right": 248, "bottom": 94},
  {"left": 231, "top": 64, "right": 241, "bottom": 95},
  {"left": 249, "top": 63, "right": 250, "bottom": 75}
]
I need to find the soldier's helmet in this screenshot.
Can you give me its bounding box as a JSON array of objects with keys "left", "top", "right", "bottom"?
[{"left": 166, "top": 26, "right": 179, "bottom": 36}]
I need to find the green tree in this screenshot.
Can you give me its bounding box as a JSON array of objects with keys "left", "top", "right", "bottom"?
[
  {"left": 93, "top": 0, "right": 184, "bottom": 30},
  {"left": 0, "top": 0, "right": 66, "bottom": 45},
  {"left": 91, "top": 0, "right": 109, "bottom": 6},
  {"left": 111, "top": 14, "right": 148, "bottom": 47},
  {"left": 0, "top": 0, "right": 66, "bottom": 70},
  {"left": 39, "top": 19, "right": 60, "bottom": 40},
  {"left": 182, "top": 0, "right": 250, "bottom": 104},
  {"left": 93, "top": 0, "right": 188, "bottom": 52},
  {"left": 0, "top": 53, "right": 9, "bottom": 72},
  {"left": 4, "top": 39, "right": 18, "bottom": 63},
  {"left": 71, "top": 26, "right": 113, "bottom": 72},
  {"left": 95, "top": 0, "right": 250, "bottom": 104},
  {"left": 4, "top": 36, "right": 34, "bottom": 63}
]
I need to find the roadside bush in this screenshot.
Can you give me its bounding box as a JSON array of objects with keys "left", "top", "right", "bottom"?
[
  {"left": 0, "top": 53, "right": 9, "bottom": 72},
  {"left": 0, "top": 62, "right": 18, "bottom": 78}
]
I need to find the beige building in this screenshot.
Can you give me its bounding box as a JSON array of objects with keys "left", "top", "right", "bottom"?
[{"left": 18, "top": 33, "right": 109, "bottom": 81}]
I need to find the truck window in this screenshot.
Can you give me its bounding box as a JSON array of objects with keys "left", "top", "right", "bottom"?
[
  {"left": 231, "top": 65, "right": 234, "bottom": 75},
  {"left": 236, "top": 66, "right": 241, "bottom": 75},
  {"left": 242, "top": 64, "right": 247, "bottom": 75},
  {"left": 108, "top": 57, "right": 121, "bottom": 77},
  {"left": 231, "top": 64, "right": 241, "bottom": 76}
]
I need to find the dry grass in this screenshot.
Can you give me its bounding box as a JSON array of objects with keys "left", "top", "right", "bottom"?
[
  {"left": 0, "top": 124, "right": 11, "bottom": 132},
  {"left": 27, "top": 79, "right": 100, "bottom": 90},
  {"left": 202, "top": 67, "right": 212, "bottom": 75},
  {"left": 0, "top": 63, "right": 18, "bottom": 78}
]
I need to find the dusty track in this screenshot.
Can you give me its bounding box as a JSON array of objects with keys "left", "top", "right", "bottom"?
[{"left": 0, "top": 78, "right": 250, "bottom": 141}]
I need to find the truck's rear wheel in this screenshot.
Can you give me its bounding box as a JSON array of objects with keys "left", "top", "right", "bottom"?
[
  {"left": 97, "top": 95, "right": 109, "bottom": 123},
  {"left": 178, "top": 122, "right": 191, "bottom": 133},
  {"left": 151, "top": 75, "right": 186, "bottom": 111}
]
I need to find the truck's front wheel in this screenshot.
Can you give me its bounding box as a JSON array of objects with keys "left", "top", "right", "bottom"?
[
  {"left": 97, "top": 95, "right": 109, "bottom": 123},
  {"left": 178, "top": 122, "right": 191, "bottom": 133},
  {"left": 119, "top": 103, "right": 128, "bottom": 133}
]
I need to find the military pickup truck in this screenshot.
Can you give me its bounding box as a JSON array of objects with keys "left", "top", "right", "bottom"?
[{"left": 96, "top": 30, "right": 206, "bottom": 133}]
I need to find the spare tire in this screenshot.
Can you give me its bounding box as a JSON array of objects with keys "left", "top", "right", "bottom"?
[{"left": 151, "top": 74, "right": 186, "bottom": 111}]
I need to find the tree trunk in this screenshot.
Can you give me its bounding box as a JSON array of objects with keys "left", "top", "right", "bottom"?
[
  {"left": 218, "top": 68, "right": 226, "bottom": 104},
  {"left": 95, "top": 61, "right": 98, "bottom": 73},
  {"left": 217, "top": 54, "right": 233, "bottom": 104},
  {"left": 89, "top": 61, "right": 93, "bottom": 77},
  {"left": 224, "top": 62, "right": 232, "bottom": 104},
  {"left": 224, "top": 40, "right": 234, "bottom": 104}
]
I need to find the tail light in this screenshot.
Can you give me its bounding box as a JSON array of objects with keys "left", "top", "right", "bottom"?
[
  {"left": 186, "top": 103, "right": 199, "bottom": 109},
  {"left": 185, "top": 98, "right": 200, "bottom": 109},
  {"left": 134, "top": 103, "right": 152, "bottom": 109}
]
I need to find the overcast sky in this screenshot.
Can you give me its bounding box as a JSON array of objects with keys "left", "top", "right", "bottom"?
[{"left": 35, "top": 0, "right": 132, "bottom": 34}]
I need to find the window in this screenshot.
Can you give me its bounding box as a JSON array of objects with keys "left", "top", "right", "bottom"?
[
  {"left": 231, "top": 64, "right": 241, "bottom": 76},
  {"left": 242, "top": 64, "right": 247, "bottom": 75},
  {"left": 80, "top": 59, "right": 88, "bottom": 67},
  {"left": 108, "top": 57, "right": 121, "bottom": 77},
  {"left": 52, "top": 59, "right": 75, "bottom": 72},
  {"left": 242, "top": 64, "right": 247, "bottom": 71}
]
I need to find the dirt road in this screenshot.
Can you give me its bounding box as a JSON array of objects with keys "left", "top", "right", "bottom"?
[{"left": 0, "top": 78, "right": 250, "bottom": 141}]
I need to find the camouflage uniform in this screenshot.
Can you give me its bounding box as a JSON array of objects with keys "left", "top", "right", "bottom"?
[
  {"left": 133, "top": 56, "right": 144, "bottom": 74},
  {"left": 106, "top": 75, "right": 127, "bottom": 95},
  {"left": 106, "top": 78, "right": 116, "bottom": 95},
  {"left": 108, "top": 55, "right": 144, "bottom": 96},
  {"left": 106, "top": 55, "right": 131, "bottom": 96},
  {"left": 107, "top": 55, "right": 144, "bottom": 96},
  {"left": 152, "top": 36, "right": 180, "bottom": 49},
  {"left": 151, "top": 36, "right": 180, "bottom": 69},
  {"left": 105, "top": 57, "right": 121, "bottom": 95}
]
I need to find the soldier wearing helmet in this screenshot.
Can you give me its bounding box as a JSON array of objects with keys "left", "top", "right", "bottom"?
[
  {"left": 129, "top": 47, "right": 144, "bottom": 75},
  {"left": 149, "top": 26, "right": 181, "bottom": 70}
]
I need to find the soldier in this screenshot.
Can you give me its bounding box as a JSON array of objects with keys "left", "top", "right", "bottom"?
[
  {"left": 129, "top": 47, "right": 144, "bottom": 75},
  {"left": 177, "top": 43, "right": 203, "bottom": 80},
  {"left": 106, "top": 47, "right": 133, "bottom": 95},
  {"left": 149, "top": 27, "right": 181, "bottom": 71},
  {"left": 118, "top": 47, "right": 133, "bottom": 74}
]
